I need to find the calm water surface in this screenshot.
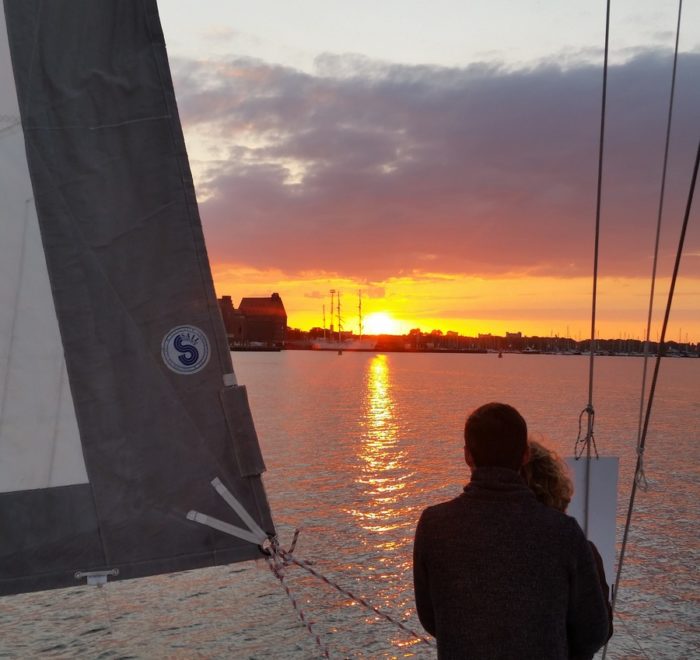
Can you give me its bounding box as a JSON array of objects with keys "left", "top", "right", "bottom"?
[{"left": 1, "top": 352, "right": 698, "bottom": 658}]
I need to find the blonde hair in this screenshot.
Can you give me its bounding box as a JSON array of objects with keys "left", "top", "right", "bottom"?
[{"left": 521, "top": 438, "right": 573, "bottom": 512}]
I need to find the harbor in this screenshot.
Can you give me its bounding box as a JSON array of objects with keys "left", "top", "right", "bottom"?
[
  {"left": 218, "top": 294, "right": 700, "bottom": 357},
  {"left": 2, "top": 352, "right": 698, "bottom": 658}
]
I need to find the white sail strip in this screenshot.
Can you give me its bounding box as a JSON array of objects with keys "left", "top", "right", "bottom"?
[
  {"left": 566, "top": 456, "right": 618, "bottom": 588},
  {"left": 0, "top": 10, "right": 87, "bottom": 492}
]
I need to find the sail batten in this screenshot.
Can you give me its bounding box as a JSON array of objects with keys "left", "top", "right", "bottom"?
[{"left": 1, "top": 0, "right": 273, "bottom": 596}]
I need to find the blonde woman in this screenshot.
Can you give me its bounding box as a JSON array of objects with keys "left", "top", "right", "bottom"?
[{"left": 522, "top": 439, "right": 614, "bottom": 651}]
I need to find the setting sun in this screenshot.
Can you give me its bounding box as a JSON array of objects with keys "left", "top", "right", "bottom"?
[{"left": 363, "top": 312, "right": 403, "bottom": 336}]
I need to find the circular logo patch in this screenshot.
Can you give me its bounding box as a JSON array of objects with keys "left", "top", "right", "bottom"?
[{"left": 161, "top": 325, "right": 210, "bottom": 374}]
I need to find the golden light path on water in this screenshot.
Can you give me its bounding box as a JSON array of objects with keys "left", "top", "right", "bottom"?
[
  {"left": 354, "top": 355, "right": 407, "bottom": 539},
  {"left": 347, "top": 355, "right": 424, "bottom": 653}
]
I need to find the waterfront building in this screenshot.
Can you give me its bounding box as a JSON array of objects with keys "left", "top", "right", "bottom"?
[
  {"left": 238, "top": 292, "right": 287, "bottom": 347},
  {"left": 218, "top": 296, "right": 246, "bottom": 344},
  {"left": 218, "top": 293, "right": 287, "bottom": 347}
]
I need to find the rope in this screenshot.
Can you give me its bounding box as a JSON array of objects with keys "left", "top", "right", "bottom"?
[
  {"left": 577, "top": 0, "right": 611, "bottom": 451},
  {"left": 613, "top": 610, "right": 652, "bottom": 660},
  {"left": 603, "top": 5, "right": 686, "bottom": 658},
  {"left": 574, "top": 406, "right": 599, "bottom": 460},
  {"left": 262, "top": 533, "right": 436, "bottom": 654},
  {"left": 585, "top": 0, "right": 610, "bottom": 427},
  {"left": 607, "top": 137, "right": 699, "bottom": 653},
  {"left": 191, "top": 484, "right": 431, "bottom": 654},
  {"left": 265, "top": 553, "right": 331, "bottom": 659},
  {"left": 574, "top": 0, "right": 610, "bottom": 538},
  {"left": 633, "top": 0, "right": 683, "bottom": 495},
  {"left": 279, "top": 550, "right": 436, "bottom": 648},
  {"left": 96, "top": 582, "right": 118, "bottom": 652}
]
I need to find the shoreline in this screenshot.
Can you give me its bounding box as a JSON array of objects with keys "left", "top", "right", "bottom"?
[{"left": 234, "top": 346, "right": 700, "bottom": 358}]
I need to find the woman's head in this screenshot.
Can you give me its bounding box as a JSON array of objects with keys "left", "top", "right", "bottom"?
[{"left": 521, "top": 439, "right": 573, "bottom": 512}]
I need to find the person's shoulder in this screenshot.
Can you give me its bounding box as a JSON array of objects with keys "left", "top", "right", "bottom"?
[
  {"left": 551, "top": 507, "right": 585, "bottom": 535},
  {"left": 536, "top": 501, "right": 576, "bottom": 524},
  {"left": 556, "top": 511, "right": 593, "bottom": 556},
  {"left": 528, "top": 501, "right": 587, "bottom": 540},
  {"left": 418, "top": 493, "right": 465, "bottom": 522}
]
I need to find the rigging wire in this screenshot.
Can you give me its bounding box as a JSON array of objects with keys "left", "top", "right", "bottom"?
[
  {"left": 586, "top": 0, "right": 610, "bottom": 420},
  {"left": 633, "top": 0, "right": 683, "bottom": 494},
  {"left": 603, "top": 5, "right": 686, "bottom": 657},
  {"left": 607, "top": 138, "right": 699, "bottom": 654},
  {"left": 574, "top": 0, "right": 610, "bottom": 537}
]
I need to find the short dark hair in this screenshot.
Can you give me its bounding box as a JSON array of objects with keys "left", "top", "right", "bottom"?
[{"left": 464, "top": 402, "right": 528, "bottom": 470}]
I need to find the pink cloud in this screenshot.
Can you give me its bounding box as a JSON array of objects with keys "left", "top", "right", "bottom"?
[{"left": 173, "top": 50, "right": 700, "bottom": 280}]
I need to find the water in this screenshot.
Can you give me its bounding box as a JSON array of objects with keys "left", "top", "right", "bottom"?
[{"left": 1, "top": 352, "right": 698, "bottom": 658}]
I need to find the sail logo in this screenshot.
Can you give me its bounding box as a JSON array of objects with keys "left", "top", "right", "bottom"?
[{"left": 161, "top": 326, "right": 210, "bottom": 374}]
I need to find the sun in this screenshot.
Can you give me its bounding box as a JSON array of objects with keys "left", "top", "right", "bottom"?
[{"left": 363, "top": 312, "right": 402, "bottom": 335}]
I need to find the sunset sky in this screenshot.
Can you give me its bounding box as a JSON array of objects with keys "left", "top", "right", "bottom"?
[{"left": 159, "top": 1, "right": 700, "bottom": 341}]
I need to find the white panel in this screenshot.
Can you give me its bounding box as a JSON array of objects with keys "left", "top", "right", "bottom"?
[
  {"left": 0, "top": 13, "right": 88, "bottom": 492},
  {"left": 566, "top": 456, "right": 619, "bottom": 589}
]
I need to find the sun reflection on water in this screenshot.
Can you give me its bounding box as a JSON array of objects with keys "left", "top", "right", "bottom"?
[
  {"left": 351, "top": 355, "right": 414, "bottom": 544},
  {"left": 346, "top": 355, "right": 420, "bottom": 649}
]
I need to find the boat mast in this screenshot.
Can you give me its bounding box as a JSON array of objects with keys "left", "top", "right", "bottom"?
[
  {"left": 323, "top": 303, "right": 326, "bottom": 340},
  {"left": 358, "top": 289, "right": 363, "bottom": 340},
  {"left": 329, "top": 289, "right": 335, "bottom": 334},
  {"left": 337, "top": 291, "right": 342, "bottom": 343}
]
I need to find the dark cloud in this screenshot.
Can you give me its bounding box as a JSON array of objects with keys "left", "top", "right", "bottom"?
[{"left": 173, "top": 49, "right": 700, "bottom": 279}]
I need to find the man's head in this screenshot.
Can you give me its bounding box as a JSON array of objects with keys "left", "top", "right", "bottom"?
[{"left": 464, "top": 402, "right": 528, "bottom": 471}]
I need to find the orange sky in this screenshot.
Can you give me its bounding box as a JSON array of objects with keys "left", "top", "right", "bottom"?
[
  {"left": 166, "top": 13, "right": 700, "bottom": 343},
  {"left": 212, "top": 264, "right": 700, "bottom": 342}
]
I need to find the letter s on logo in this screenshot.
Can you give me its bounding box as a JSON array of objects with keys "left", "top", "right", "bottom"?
[{"left": 174, "top": 334, "right": 199, "bottom": 367}]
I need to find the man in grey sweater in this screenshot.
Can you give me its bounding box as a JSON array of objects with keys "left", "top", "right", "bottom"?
[{"left": 413, "top": 403, "right": 610, "bottom": 659}]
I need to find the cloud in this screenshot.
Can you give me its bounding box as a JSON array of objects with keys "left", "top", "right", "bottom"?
[
  {"left": 364, "top": 287, "right": 386, "bottom": 299},
  {"left": 173, "top": 49, "right": 700, "bottom": 280},
  {"left": 200, "top": 26, "right": 238, "bottom": 42}
]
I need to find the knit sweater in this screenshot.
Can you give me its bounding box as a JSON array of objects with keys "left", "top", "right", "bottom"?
[{"left": 413, "top": 467, "right": 610, "bottom": 659}]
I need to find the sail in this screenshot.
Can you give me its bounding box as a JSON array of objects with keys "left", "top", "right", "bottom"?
[{"left": 0, "top": 0, "right": 273, "bottom": 596}]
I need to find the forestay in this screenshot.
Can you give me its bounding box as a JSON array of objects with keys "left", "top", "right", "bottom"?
[{"left": 0, "top": 0, "right": 273, "bottom": 596}]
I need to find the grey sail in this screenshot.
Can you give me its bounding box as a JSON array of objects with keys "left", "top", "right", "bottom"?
[{"left": 0, "top": 0, "right": 274, "bottom": 596}]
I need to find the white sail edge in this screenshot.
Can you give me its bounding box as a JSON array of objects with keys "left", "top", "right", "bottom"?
[
  {"left": 565, "top": 456, "right": 618, "bottom": 590},
  {"left": 0, "top": 11, "right": 88, "bottom": 493}
]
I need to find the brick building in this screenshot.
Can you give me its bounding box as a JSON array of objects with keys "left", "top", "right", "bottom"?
[
  {"left": 218, "top": 296, "right": 246, "bottom": 345},
  {"left": 218, "top": 293, "right": 287, "bottom": 348},
  {"left": 239, "top": 293, "right": 287, "bottom": 346}
]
